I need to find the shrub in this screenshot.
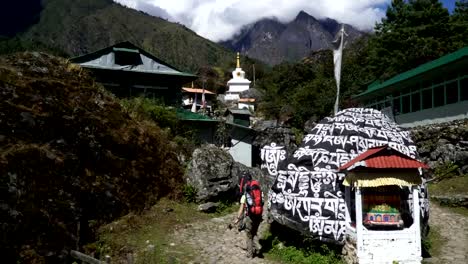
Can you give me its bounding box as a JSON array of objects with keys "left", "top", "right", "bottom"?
[
  {"left": 182, "top": 185, "right": 198, "bottom": 203},
  {"left": 261, "top": 222, "right": 343, "bottom": 264}
]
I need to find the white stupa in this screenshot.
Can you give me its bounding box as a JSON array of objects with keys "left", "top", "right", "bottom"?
[{"left": 225, "top": 52, "right": 251, "bottom": 101}]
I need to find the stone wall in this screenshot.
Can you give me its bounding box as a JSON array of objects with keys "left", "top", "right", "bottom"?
[{"left": 411, "top": 118, "right": 468, "bottom": 175}]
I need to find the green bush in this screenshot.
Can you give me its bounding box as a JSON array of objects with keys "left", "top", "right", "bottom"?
[
  {"left": 433, "top": 162, "right": 459, "bottom": 182},
  {"left": 121, "top": 97, "right": 179, "bottom": 132},
  {"left": 182, "top": 185, "right": 198, "bottom": 203},
  {"left": 261, "top": 223, "right": 343, "bottom": 264}
]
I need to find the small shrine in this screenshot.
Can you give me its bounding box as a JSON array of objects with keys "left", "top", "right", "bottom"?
[
  {"left": 225, "top": 52, "right": 251, "bottom": 101},
  {"left": 339, "top": 145, "right": 429, "bottom": 264},
  {"left": 182, "top": 85, "right": 216, "bottom": 113}
]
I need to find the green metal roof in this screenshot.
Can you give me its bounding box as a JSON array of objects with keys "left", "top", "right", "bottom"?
[
  {"left": 112, "top": 47, "right": 139, "bottom": 53},
  {"left": 70, "top": 41, "right": 197, "bottom": 78},
  {"left": 176, "top": 109, "right": 217, "bottom": 121},
  {"left": 356, "top": 46, "right": 468, "bottom": 98}
]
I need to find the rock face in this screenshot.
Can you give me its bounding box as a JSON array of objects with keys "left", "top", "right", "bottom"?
[
  {"left": 253, "top": 125, "right": 297, "bottom": 188},
  {"left": 187, "top": 145, "right": 236, "bottom": 202},
  {"left": 262, "top": 108, "right": 428, "bottom": 243},
  {"left": 411, "top": 119, "right": 468, "bottom": 175},
  {"left": 221, "top": 11, "right": 364, "bottom": 65},
  {"left": 186, "top": 145, "right": 269, "bottom": 202}
]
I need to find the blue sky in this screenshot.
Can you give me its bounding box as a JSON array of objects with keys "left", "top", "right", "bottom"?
[{"left": 441, "top": 0, "right": 456, "bottom": 12}]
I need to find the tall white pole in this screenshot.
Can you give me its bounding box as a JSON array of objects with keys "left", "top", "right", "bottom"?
[{"left": 333, "top": 24, "right": 345, "bottom": 115}]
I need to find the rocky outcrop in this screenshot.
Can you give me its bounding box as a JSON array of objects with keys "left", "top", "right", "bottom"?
[
  {"left": 266, "top": 108, "right": 427, "bottom": 243},
  {"left": 253, "top": 125, "right": 297, "bottom": 157},
  {"left": 431, "top": 195, "right": 468, "bottom": 208},
  {"left": 186, "top": 145, "right": 269, "bottom": 202},
  {"left": 186, "top": 145, "right": 236, "bottom": 202},
  {"left": 411, "top": 119, "right": 468, "bottom": 175},
  {"left": 221, "top": 11, "right": 363, "bottom": 65}
]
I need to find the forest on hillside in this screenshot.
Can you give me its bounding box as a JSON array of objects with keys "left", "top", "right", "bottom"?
[{"left": 256, "top": 0, "right": 468, "bottom": 129}]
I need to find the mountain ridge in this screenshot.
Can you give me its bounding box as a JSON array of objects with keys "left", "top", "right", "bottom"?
[
  {"left": 221, "top": 10, "right": 365, "bottom": 65},
  {"left": 9, "top": 0, "right": 237, "bottom": 72}
]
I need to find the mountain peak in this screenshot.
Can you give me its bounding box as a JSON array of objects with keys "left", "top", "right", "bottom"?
[
  {"left": 221, "top": 11, "right": 364, "bottom": 65},
  {"left": 295, "top": 10, "right": 317, "bottom": 22}
]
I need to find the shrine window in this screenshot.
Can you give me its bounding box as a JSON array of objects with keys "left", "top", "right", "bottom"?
[{"left": 361, "top": 186, "right": 412, "bottom": 230}]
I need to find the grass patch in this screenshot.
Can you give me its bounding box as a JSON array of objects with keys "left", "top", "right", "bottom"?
[
  {"left": 87, "top": 198, "right": 210, "bottom": 263},
  {"left": 428, "top": 175, "right": 468, "bottom": 196},
  {"left": 260, "top": 222, "right": 343, "bottom": 264},
  {"left": 422, "top": 225, "right": 444, "bottom": 261}
]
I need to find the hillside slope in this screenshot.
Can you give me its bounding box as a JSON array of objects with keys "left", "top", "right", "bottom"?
[
  {"left": 0, "top": 52, "right": 184, "bottom": 262},
  {"left": 18, "top": 0, "right": 234, "bottom": 72}
]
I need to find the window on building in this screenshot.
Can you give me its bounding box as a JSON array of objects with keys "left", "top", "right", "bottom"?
[
  {"left": 393, "top": 97, "right": 401, "bottom": 115},
  {"left": 422, "top": 89, "right": 432, "bottom": 109},
  {"left": 446, "top": 71, "right": 458, "bottom": 83},
  {"left": 401, "top": 87, "right": 411, "bottom": 95},
  {"left": 401, "top": 95, "right": 410, "bottom": 114},
  {"left": 115, "top": 50, "right": 142, "bottom": 66},
  {"left": 411, "top": 92, "right": 421, "bottom": 112},
  {"left": 434, "top": 85, "right": 445, "bottom": 107},
  {"left": 433, "top": 76, "right": 444, "bottom": 86},
  {"left": 446, "top": 81, "right": 458, "bottom": 104},
  {"left": 422, "top": 80, "right": 432, "bottom": 89},
  {"left": 461, "top": 78, "right": 468, "bottom": 101}
]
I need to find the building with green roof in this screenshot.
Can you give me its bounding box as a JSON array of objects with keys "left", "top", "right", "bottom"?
[
  {"left": 71, "top": 41, "right": 197, "bottom": 105},
  {"left": 354, "top": 46, "right": 468, "bottom": 127}
]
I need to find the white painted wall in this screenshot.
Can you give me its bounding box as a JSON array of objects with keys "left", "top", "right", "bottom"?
[
  {"left": 229, "top": 139, "right": 252, "bottom": 167},
  {"left": 238, "top": 102, "right": 255, "bottom": 111},
  {"left": 228, "top": 125, "right": 253, "bottom": 167},
  {"left": 225, "top": 92, "right": 241, "bottom": 101},
  {"left": 227, "top": 82, "right": 250, "bottom": 93}
]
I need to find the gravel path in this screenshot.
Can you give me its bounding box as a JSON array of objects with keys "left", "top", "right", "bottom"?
[
  {"left": 172, "top": 212, "right": 278, "bottom": 264},
  {"left": 425, "top": 202, "right": 468, "bottom": 264}
]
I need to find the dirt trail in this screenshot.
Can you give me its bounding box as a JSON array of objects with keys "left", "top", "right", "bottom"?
[
  {"left": 172, "top": 212, "right": 278, "bottom": 264},
  {"left": 170, "top": 202, "right": 468, "bottom": 264},
  {"left": 426, "top": 202, "right": 468, "bottom": 264}
]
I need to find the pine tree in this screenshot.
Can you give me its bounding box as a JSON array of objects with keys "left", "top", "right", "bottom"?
[
  {"left": 449, "top": 0, "right": 468, "bottom": 49},
  {"left": 369, "top": 0, "right": 451, "bottom": 80}
]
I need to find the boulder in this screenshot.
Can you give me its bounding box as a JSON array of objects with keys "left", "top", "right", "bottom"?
[
  {"left": 198, "top": 202, "right": 219, "bottom": 213},
  {"left": 253, "top": 126, "right": 297, "bottom": 155},
  {"left": 254, "top": 125, "right": 296, "bottom": 190},
  {"left": 265, "top": 108, "right": 428, "bottom": 243},
  {"left": 186, "top": 144, "right": 235, "bottom": 202},
  {"left": 186, "top": 144, "right": 272, "bottom": 203},
  {"left": 231, "top": 162, "right": 270, "bottom": 194}
]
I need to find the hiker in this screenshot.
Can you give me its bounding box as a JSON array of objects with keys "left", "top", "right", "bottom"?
[{"left": 234, "top": 172, "right": 263, "bottom": 258}]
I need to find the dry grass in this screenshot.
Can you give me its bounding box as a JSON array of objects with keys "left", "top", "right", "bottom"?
[
  {"left": 92, "top": 198, "right": 208, "bottom": 263},
  {"left": 428, "top": 175, "right": 468, "bottom": 196}
]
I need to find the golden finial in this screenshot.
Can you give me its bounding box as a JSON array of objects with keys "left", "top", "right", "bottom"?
[{"left": 236, "top": 52, "right": 240, "bottom": 68}]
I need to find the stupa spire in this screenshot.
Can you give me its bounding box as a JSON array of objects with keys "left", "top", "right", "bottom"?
[{"left": 236, "top": 52, "right": 240, "bottom": 68}]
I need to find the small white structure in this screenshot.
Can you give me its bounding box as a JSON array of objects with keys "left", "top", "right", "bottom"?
[
  {"left": 238, "top": 98, "right": 256, "bottom": 111},
  {"left": 182, "top": 86, "right": 215, "bottom": 112},
  {"left": 339, "top": 145, "right": 428, "bottom": 264},
  {"left": 225, "top": 52, "right": 251, "bottom": 101}
]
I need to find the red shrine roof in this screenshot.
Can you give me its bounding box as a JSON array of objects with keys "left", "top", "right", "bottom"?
[{"left": 339, "top": 145, "right": 429, "bottom": 171}]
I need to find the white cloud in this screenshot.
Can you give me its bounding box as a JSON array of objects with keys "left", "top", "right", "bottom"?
[{"left": 114, "top": 0, "right": 389, "bottom": 41}]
